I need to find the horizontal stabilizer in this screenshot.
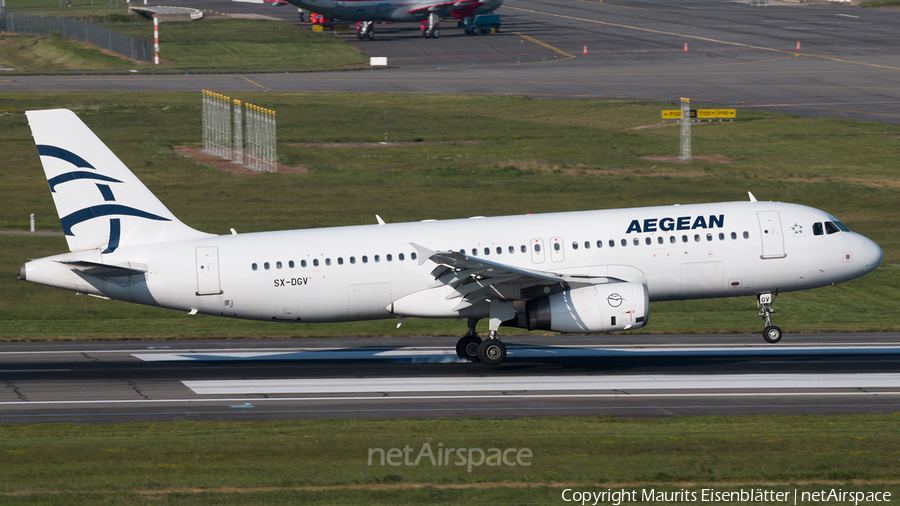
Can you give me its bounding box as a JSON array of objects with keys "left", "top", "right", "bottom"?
[{"left": 59, "top": 260, "right": 148, "bottom": 277}]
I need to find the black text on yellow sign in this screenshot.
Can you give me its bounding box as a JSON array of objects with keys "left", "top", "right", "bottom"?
[{"left": 662, "top": 109, "right": 736, "bottom": 119}]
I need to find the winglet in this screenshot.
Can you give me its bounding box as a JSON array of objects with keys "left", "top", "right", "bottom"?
[
  {"left": 376, "top": 215, "right": 386, "bottom": 226},
  {"left": 748, "top": 191, "right": 757, "bottom": 202},
  {"left": 410, "top": 242, "right": 435, "bottom": 265}
]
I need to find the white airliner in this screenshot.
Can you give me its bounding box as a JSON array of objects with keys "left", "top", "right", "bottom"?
[
  {"left": 284, "top": 0, "right": 504, "bottom": 39},
  {"left": 20, "top": 109, "right": 883, "bottom": 365}
]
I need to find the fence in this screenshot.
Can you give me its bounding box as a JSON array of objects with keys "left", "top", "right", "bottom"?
[
  {"left": 202, "top": 90, "right": 277, "bottom": 173},
  {"left": 0, "top": 12, "right": 152, "bottom": 62}
]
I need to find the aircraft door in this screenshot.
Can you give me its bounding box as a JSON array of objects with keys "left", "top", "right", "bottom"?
[
  {"left": 757, "top": 211, "right": 786, "bottom": 259},
  {"left": 530, "top": 239, "right": 545, "bottom": 264},
  {"left": 550, "top": 237, "right": 565, "bottom": 262},
  {"left": 195, "top": 246, "right": 222, "bottom": 295}
]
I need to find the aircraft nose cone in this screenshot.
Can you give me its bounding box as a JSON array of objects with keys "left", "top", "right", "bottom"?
[{"left": 862, "top": 237, "right": 883, "bottom": 272}]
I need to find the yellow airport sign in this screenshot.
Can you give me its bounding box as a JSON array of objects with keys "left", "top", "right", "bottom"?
[{"left": 662, "top": 109, "right": 736, "bottom": 119}]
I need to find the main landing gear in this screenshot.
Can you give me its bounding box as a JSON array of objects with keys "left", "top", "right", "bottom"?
[
  {"left": 758, "top": 292, "right": 783, "bottom": 343},
  {"left": 356, "top": 21, "right": 375, "bottom": 40},
  {"left": 421, "top": 13, "right": 440, "bottom": 39},
  {"left": 455, "top": 314, "right": 509, "bottom": 366},
  {"left": 455, "top": 318, "right": 482, "bottom": 362}
]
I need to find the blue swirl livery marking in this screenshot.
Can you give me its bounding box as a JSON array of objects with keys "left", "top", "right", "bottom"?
[
  {"left": 47, "top": 171, "right": 122, "bottom": 193},
  {"left": 37, "top": 145, "right": 95, "bottom": 170},
  {"left": 101, "top": 218, "right": 121, "bottom": 254},
  {"left": 60, "top": 204, "right": 171, "bottom": 236}
]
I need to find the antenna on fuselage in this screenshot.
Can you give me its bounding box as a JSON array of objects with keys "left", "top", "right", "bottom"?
[{"left": 748, "top": 191, "right": 758, "bottom": 202}]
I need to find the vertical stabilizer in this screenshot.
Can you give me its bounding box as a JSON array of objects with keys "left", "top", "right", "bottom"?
[{"left": 26, "top": 109, "right": 213, "bottom": 252}]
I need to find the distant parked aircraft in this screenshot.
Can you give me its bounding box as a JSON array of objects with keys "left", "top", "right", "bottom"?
[{"left": 283, "top": 0, "right": 504, "bottom": 39}]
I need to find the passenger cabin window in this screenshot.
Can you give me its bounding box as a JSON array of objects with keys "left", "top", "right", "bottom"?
[
  {"left": 534, "top": 244, "right": 541, "bottom": 252},
  {"left": 472, "top": 248, "right": 478, "bottom": 256},
  {"left": 670, "top": 236, "right": 676, "bottom": 244},
  {"left": 520, "top": 245, "right": 527, "bottom": 253},
  {"left": 362, "top": 256, "right": 368, "bottom": 263},
  {"left": 719, "top": 233, "right": 724, "bottom": 241},
  {"left": 585, "top": 241, "right": 591, "bottom": 249},
  {"left": 289, "top": 260, "right": 295, "bottom": 268},
  {"left": 411, "top": 252, "right": 417, "bottom": 260},
  {"left": 387, "top": 254, "right": 393, "bottom": 262},
  {"left": 484, "top": 248, "right": 490, "bottom": 255},
  {"left": 350, "top": 256, "right": 356, "bottom": 264},
  {"left": 338, "top": 257, "right": 344, "bottom": 265},
  {"left": 496, "top": 247, "right": 502, "bottom": 255},
  {"left": 825, "top": 221, "right": 840, "bottom": 235},
  {"left": 743, "top": 231, "right": 750, "bottom": 239},
  {"left": 707, "top": 233, "right": 713, "bottom": 241},
  {"left": 264, "top": 262, "right": 270, "bottom": 270},
  {"left": 609, "top": 240, "right": 615, "bottom": 248},
  {"left": 572, "top": 242, "right": 578, "bottom": 250},
  {"left": 252, "top": 263, "right": 258, "bottom": 271},
  {"left": 658, "top": 237, "right": 663, "bottom": 244},
  {"left": 596, "top": 240, "right": 603, "bottom": 248},
  {"left": 399, "top": 253, "right": 405, "bottom": 261},
  {"left": 553, "top": 243, "right": 561, "bottom": 251},
  {"left": 682, "top": 235, "right": 688, "bottom": 243},
  {"left": 508, "top": 246, "right": 514, "bottom": 254},
  {"left": 731, "top": 232, "right": 737, "bottom": 240},
  {"left": 621, "top": 239, "right": 627, "bottom": 247},
  {"left": 313, "top": 259, "right": 319, "bottom": 267},
  {"left": 301, "top": 260, "right": 307, "bottom": 268},
  {"left": 374, "top": 255, "right": 380, "bottom": 262},
  {"left": 633, "top": 238, "right": 639, "bottom": 246},
  {"left": 276, "top": 261, "right": 282, "bottom": 269},
  {"left": 645, "top": 237, "right": 651, "bottom": 245},
  {"left": 325, "top": 258, "right": 331, "bottom": 266}
]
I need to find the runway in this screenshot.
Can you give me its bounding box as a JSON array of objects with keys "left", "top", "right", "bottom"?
[
  {"left": 2, "top": 0, "right": 900, "bottom": 123},
  {"left": 2, "top": 333, "right": 899, "bottom": 422}
]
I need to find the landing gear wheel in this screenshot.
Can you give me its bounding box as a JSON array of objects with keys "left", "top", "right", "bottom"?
[
  {"left": 456, "top": 335, "right": 482, "bottom": 362},
  {"left": 366, "top": 30, "right": 374, "bottom": 40},
  {"left": 357, "top": 32, "right": 364, "bottom": 40},
  {"left": 432, "top": 29, "right": 440, "bottom": 39},
  {"left": 763, "top": 325, "right": 783, "bottom": 343},
  {"left": 423, "top": 30, "right": 430, "bottom": 39},
  {"left": 477, "top": 339, "right": 506, "bottom": 366}
]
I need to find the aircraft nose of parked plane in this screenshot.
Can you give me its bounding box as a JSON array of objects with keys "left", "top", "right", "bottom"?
[{"left": 860, "top": 235, "right": 883, "bottom": 272}]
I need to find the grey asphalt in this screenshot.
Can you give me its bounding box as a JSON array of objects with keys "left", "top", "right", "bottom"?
[
  {"left": 2, "top": 333, "right": 899, "bottom": 422},
  {"left": 2, "top": 0, "right": 899, "bottom": 123}
]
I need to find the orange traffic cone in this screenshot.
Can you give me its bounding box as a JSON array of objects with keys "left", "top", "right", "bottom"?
[
  {"left": 583, "top": 45, "right": 588, "bottom": 54},
  {"left": 684, "top": 43, "right": 688, "bottom": 51},
  {"left": 796, "top": 40, "right": 801, "bottom": 50}
]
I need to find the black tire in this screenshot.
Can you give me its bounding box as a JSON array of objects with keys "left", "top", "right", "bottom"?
[
  {"left": 356, "top": 32, "right": 363, "bottom": 40},
  {"left": 422, "top": 30, "right": 430, "bottom": 38},
  {"left": 366, "top": 30, "right": 374, "bottom": 40},
  {"left": 763, "top": 325, "right": 783, "bottom": 343},
  {"left": 477, "top": 339, "right": 506, "bottom": 366},
  {"left": 456, "top": 335, "right": 482, "bottom": 361},
  {"left": 433, "top": 29, "right": 440, "bottom": 39}
]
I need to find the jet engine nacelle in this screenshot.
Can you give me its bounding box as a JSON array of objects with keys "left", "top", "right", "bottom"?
[{"left": 521, "top": 283, "right": 649, "bottom": 333}]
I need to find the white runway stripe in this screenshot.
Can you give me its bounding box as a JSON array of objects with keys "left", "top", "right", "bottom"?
[{"left": 182, "top": 373, "right": 900, "bottom": 395}]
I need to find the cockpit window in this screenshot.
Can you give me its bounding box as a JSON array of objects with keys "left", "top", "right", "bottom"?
[
  {"left": 825, "top": 221, "right": 840, "bottom": 235},
  {"left": 813, "top": 222, "right": 823, "bottom": 236},
  {"left": 833, "top": 220, "right": 850, "bottom": 232}
]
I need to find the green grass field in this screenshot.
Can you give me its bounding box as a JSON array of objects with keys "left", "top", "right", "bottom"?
[
  {"left": 1, "top": 415, "right": 898, "bottom": 505},
  {"left": 0, "top": 92, "right": 898, "bottom": 340},
  {"left": 0, "top": 17, "right": 366, "bottom": 72}
]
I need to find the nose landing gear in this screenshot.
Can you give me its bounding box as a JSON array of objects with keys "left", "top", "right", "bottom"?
[{"left": 758, "top": 293, "right": 783, "bottom": 343}]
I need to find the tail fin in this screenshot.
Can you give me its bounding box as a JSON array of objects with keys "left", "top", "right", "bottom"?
[{"left": 26, "top": 109, "right": 212, "bottom": 253}]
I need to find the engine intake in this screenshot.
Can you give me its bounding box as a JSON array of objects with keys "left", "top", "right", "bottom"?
[{"left": 519, "top": 283, "right": 649, "bottom": 333}]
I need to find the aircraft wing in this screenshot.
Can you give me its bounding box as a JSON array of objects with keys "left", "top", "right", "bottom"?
[{"left": 411, "top": 243, "right": 615, "bottom": 311}]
